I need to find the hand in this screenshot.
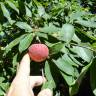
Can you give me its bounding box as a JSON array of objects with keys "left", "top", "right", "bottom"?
[{"left": 7, "top": 54, "right": 52, "bottom": 96}]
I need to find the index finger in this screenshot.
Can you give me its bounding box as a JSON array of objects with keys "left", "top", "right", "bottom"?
[{"left": 17, "top": 53, "right": 30, "bottom": 77}]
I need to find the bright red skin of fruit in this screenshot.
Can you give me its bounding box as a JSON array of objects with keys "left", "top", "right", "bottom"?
[{"left": 28, "top": 44, "right": 49, "bottom": 62}]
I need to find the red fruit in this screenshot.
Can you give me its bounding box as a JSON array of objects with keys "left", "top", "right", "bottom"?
[{"left": 28, "top": 44, "right": 49, "bottom": 62}]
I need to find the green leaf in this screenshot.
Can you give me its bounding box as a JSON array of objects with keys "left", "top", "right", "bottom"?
[
  {"left": 69, "top": 11, "right": 86, "bottom": 22},
  {"left": 91, "top": 43, "right": 96, "bottom": 51},
  {"left": 69, "top": 62, "right": 92, "bottom": 96},
  {"left": 69, "top": 54, "right": 83, "bottom": 66},
  {"left": 62, "top": 54, "right": 79, "bottom": 67},
  {"left": 42, "top": 80, "right": 54, "bottom": 90},
  {"left": 0, "top": 82, "right": 9, "bottom": 91},
  {"left": 50, "top": 42, "right": 64, "bottom": 55},
  {"left": 60, "top": 24, "right": 75, "bottom": 43},
  {"left": 61, "top": 45, "right": 69, "bottom": 54},
  {"left": 61, "top": 71, "right": 75, "bottom": 86},
  {"left": 40, "top": 23, "right": 59, "bottom": 34},
  {"left": 42, "top": 61, "right": 56, "bottom": 90},
  {"left": 72, "top": 46, "right": 93, "bottom": 62},
  {"left": 0, "top": 2, "right": 12, "bottom": 24},
  {"left": 76, "top": 19, "right": 96, "bottom": 28},
  {"left": 0, "top": 88, "right": 5, "bottom": 95},
  {"left": 0, "top": 77, "right": 5, "bottom": 83},
  {"left": 72, "top": 34, "right": 81, "bottom": 44},
  {"left": 4, "top": 34, "right": 26, "bottom": 55},
  {"left": 15, "top": 22, "right": 32, "bottom": 32},
  {"left": 38, "top": 6, "right": 45, "bottom": 16},
  {"left": 6, "top": 1, "right": 19, "bottom": 13},
  {"left": 12, "top": 53, "right": 18, "bottom": 67},
  {"left": 36, "top": 32, "right": 48, "bottom": 39},
  {"left": 19, "top": 33, "right": 33, "bottom": 53},
  {"left": 52, "top": 55, "right": 74, "bottom": 76},
  {"left": 90, "top": 58, "right": 96, "bottom": 96},
  {"left": 25, "top": 5, "right": 32, "bottom": 17}
]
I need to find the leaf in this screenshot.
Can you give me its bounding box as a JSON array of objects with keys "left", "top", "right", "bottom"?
[
  {"left": 69, "top": 11, "right": 86, "bottom": 22},
  {"left": 40, "top": 23, "right": 59, "bottom": 34},
  {"left": 91, "top": 43, "right": 96, "bottom": 51},
  {"left": 50, "top": 42, "right": 64, "bottom": 55},
  {"left": 90, "top": 58, "right": 96, "bottom": 96},
  {"left": 0, "top": 88, "right": 5, "bottom": 95},
  {"left": 42, "top": 80, "right": 55, "bottom": 90},
  {"left": 62, "top": 54, "right": 79, "bottom": 67},
  {"left": 69, "top": 62, "right": 92, "bottom": 96},
  {"left": 61, "top": 45, "right": 69, "bottom": 54},
  {"left": 25, "top": 5, "right": 32, "bottom": 17},
  {"left": 0, "top": 77, "right": 5, "bottom": 83},
  {"left": 18, "top": 1, "right": 26, "bottom": 15},
  {"left": 36, "top": 32, "right": 48, "bottom": 39},
  {"left": 0, "top": 82, "right": 9, "bottom": 91},
  {"left": 0, "top": 2, "right": 12, "bottom": 24},
  {"left": 19, "top": 33, "right": 33, "bottom": 53},
  {"left": 42, "top": 61, "right": 56, "bottom": 90},
  {"left": 76, "top": 19, "right": 96, "bottom": 28},
  {"left": 72, "top": 46, "right": 93, "bottom": 62},
  {"left": 38, "top": 6, "right": 45, "bottom": 16},
  {"left": 72, "top": 34, "right": 81, "bottom": 44},
  {"left": 4, "top": 34, "right": 26, "bottom": 55},
  {"left": 52, "top": 56, "right": 74, "bottom": 76},
  {"left": 69, "top": 54, "right": 83, "bottom": 66},
  {"left": 61, "top": 71, "right": 75, "bottom": 86},
  {"left": 15, "top": 22, "right": 32, "bottom": 32},
  {"left": 12, "top": 53, "right": 18, "bottom": 67},
  {"left": 60, "top": 24, "right": 75, "bottom": 43},
  {"left": 6, "top": 1, "right": 19, "bottom": 13}
]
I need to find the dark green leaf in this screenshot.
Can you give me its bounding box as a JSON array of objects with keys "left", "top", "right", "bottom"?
[
  {"left": 0, "top": 2, "right": 12, "bottom": 24},
  {"left": 90, "top": 58, "right": 96, "bottom": 96},
  {"left": 6, "top": 1, "right": 19, "bottom": 13},
  {"left": 69, "top": 62, "right": 92, "bottom": 96}
]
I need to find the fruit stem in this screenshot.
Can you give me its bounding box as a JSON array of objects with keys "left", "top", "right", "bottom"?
[
  {"left": 41, "top": 68, "right": 45, "bottom": 83},
  {"left": 36, "top": 36, "right": 41, "bottom": 43}
]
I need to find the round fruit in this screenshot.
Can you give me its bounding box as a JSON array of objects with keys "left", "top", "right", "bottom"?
[{"left": 28, "top": 44, "right": 49, "bottom": 62}]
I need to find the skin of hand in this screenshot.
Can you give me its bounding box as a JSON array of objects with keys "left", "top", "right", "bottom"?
[{"left": 6, "top": 54, "right": 53, "bottom": 96}]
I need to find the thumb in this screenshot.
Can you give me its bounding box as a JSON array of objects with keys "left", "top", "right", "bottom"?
[
  {"left": 38, "top": 89, "right": 53, "bottom": 96},
  {"left": 30, "top": 76, "right": 46, "bottom": 88}
]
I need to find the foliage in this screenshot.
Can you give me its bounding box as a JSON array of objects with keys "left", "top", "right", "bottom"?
[{"left": 0, "top": 0, "right": 96, "bottom": 96}]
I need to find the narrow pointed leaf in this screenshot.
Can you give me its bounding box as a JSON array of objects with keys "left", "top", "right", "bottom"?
[
  {"left": 6, "top": 1, "right": 19, "bottom": 13},
  {"left": 4, "top": 34, "right": 26, "bottom": 55}
]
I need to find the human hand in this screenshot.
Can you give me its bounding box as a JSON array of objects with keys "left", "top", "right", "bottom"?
[{"left": 7, "top": 54, "right": 53, "bottom": 96}]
